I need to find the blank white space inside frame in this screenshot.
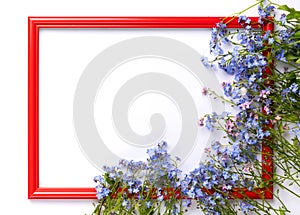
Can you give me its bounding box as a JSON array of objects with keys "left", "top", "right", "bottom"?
[{"left": 39, "top": 28, "right": 233, "bottom": 187}]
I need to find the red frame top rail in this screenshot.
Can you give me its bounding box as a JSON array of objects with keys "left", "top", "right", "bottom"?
[{"left": 28, "top": 16, "right": 260, "bottom": 28}]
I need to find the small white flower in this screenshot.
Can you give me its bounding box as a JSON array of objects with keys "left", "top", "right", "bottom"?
[
  {"left": 240, "top": 87, "right": 247, "bottom": 96},
  {"left": 275, "top": 115, "right": 281, "bottom": 121}
]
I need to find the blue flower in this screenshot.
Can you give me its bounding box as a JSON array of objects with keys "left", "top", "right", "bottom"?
[
  {"left": 231, "top": 173, "right": 239, "bottom": 182},
  {"left": 262, "top": 30, "right": 271, "bottom": 41},
  {"left": 212, "top": 141, "right": 221, "bottom": 152},
  {"left": 145, "top": 201, "right": 152, "bottom": 208},
  {"left": 238, "top": 15, "right": 251, "bottom": 25},
  {"left": 201, "top": 56, "right": 212, "bottom": 68},
  {"left": 213, "top": 44, "right": 224, "bottom": 55},
  {"left": 279, "top": 29, "right": 294, "bottom": 42},
  {"left": 240, "top": 201, "right": 254, "bottom": 213},
  {"left": 157, "top": 194, "right": 164, "bottom": 201},
  {"left": 133, "top": 188, "right": 139, "bottom": 193},
  {"left": 289, "top": 83, "right": 298, "bottom": 93},
  {"left": 268, "top": 37, "right": 274, "bottom": 44},
  {"left": 258, "top": 6, "right": 267, "bottom": 17},
  {"left": 280, "top": 13, "right": 286, "bottom": 24},
  {"left": 257, "top": 128, "right": 265, "bottom": 139},
  {"left": 203, "top": 180, "right": 212, "bottom": 189},
  {"left": 222, "top": 171, "right": 230, "bottom": 179},
  {"left": 182, "top": 199, "right": 192, "bottom": 207},
  {"left": 94, "top": 175, "right": 104, "bottom": 183},
  {"left": 96, "top": 186, "right": 111, "bottom": 200},
  {"left": 209, "top": 198, "right": 216, "bottom": 206},
  {"left": 172, "top": 205, "right": 180, "bottom": 215},
  {"left": 186, "top": 189, "right": 195, "bottom": 198},
  {"left": 195, "top": 188, "right": 204, "bottom": 198},
  {"left": 122, "top": 200, "right": 128, "bottom": 207},
  {"left": 258, "top": 5, "right": 275, "bottom": 18},
  {"left": 223, "top": 83, "right": 232, "bottom": 97},
  {"left": 205, "top": 115, "right": 216, "bottom": 131},
  {"left": 275, "top": 49, "right": 287, "bottom": 62},
  {"left": 290, "top": 96, "right": 297, "bottom": 102}
]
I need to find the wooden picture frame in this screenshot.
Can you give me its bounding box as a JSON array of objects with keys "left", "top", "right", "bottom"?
[{"left": 28, "top": 16, "right": 273, "bottom": 199}]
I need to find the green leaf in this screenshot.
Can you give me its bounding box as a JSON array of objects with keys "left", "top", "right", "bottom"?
[
  {"left": 278, "top": 5, "right": 293, "bottom": 12},
  {"left": 280, "top": 208, "right": 286, "bottom": 215},
  {"left": 286, "top": 53, "right": 298, "bottom": 61},
  {"left": 104, "top": 173, "right": 115, "bottom": 185},
  {"left": 288, "top": 72, "right": 296, "bottom": 81},
  {"left": 295, "top": 11, "right": 300, "bottom": 18},
  {"left": 287, "top": 13, "right": 294, "bottom": 20},
  {"left": 296, "top": 58, "right": 300, "bottom": 64},
  {"left": 278, "top": 4, "right": 300, "bottom": 20},
  {"left": 293, "top": 138, "right": 299, "bottom": 148},
  {"left": 259, "top": 182, "right": 266, "bottom": 188},
  {"left": 274, "top": 37, "right": 281, "bottom": 43},
  {"left": 287, "top": 11, "right": 300, "bottom": 20},
  {"left": 294, "top": 31, "right": 300, "bottom": 38}
]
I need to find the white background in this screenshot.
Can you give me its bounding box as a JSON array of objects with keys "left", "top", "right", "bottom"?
[
  {"left": 39, "top": 28, "right": 218, "bottom": 187},
  {"left": 0, "top": 0, "right": 299, "bottom": 214}
]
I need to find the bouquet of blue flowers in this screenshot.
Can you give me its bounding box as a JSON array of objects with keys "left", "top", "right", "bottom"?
[{"left": 89, "top": 1, "right": 300, "bottom": 214}]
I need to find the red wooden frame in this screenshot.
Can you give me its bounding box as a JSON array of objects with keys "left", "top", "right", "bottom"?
[{"left": 28, "top": 16, "right": 273, "bottom": 199}]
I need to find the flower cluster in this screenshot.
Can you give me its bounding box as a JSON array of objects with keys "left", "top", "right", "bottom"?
[
  {"left": 91, "top": 141, "right": 260, "bottom": 215},
  {"left": 200, "top": 0, "right": 300, "bottom": 213},
  {"left": 89, "top": 1, "right": 300, "bottom": 214},
  {"left": 91, "top": 142, "right": 186, "bottom": 215}
]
